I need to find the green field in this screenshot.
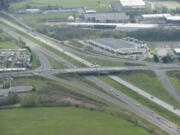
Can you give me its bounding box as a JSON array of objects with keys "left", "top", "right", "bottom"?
[
  {"left": 10, "top": 0, "right": 118, "bottom": 12},
  {"left": 117, "top": 71, "right": 180, "bottom": 108},
  {"left": 168, "top": 71, "right": 180, "bottom": 95},
  {"left": 0, "top": 41, "right": 18, "bottom": 49},
  {"left": 0, "top": 107, "right": 154, "bottom": 135},
  {"left": 0, "top": 32, "right": 18, "bottom": 49},
  {"left": 15, "top": 13, "right": 73, "bottom": 27}
]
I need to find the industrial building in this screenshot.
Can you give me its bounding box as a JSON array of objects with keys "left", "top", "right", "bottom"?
[
  {"left": 174, "top": 48, "right": 180, "bottom": 55},
  {"left": 68, "top": 22, "right": 158, "bottom": 31},
  {"left": 141, "top": 14, "right": 180, "bottom": 24},
  {"left": 119, "top": 0, "right": 145, "bottom": 9},
  {"left": 166, "top": 16, "right": 180, "bottom": 24},
  {"left": 84, "top": 13, "right": 130, "bottom": 23},
  {"left": 141, "top": 14, "right": 171, "bottom": 24},
  {"left": 87, "top": 38, "right": 148, "bottom": 55}
]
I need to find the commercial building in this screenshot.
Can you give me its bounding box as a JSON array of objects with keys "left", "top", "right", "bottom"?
[
  {"left": 88, "top": 38, "right": 148, "bottom": 54},
  {"left": 68, "top": 22, "right": 158, "bottom": 31},
  {"left": 84, "top": 13, "right": 130, "bottom": 23},
  {"left": 119, "top": 0, "right": 145, "bottom": 9},
  {"left": 141, "top": 14, "right": 171, "bottom": 24},
  {"left": 174, "top": 48, "right": 180, "bottom": 55},
  {"left": 142, "top": 14, "right": 171, "bottom": 19},
  {"left": 141, "top": 14, "right": 180, "bottom": 24},
  {"left": 166, "top": 16, "right": 180, "bottom": 23}
]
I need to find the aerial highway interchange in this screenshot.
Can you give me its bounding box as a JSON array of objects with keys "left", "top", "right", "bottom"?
[{"left": 0, "top": 12, "right": 180, "bottom": 135}]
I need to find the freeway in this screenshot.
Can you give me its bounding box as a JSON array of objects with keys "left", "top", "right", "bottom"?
[{"left": 0, "top": 15, "right": 180, "bottom": 134}]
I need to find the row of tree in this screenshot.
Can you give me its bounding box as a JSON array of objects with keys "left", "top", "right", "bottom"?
[{"left": 0, "top": 0, "right": 9, "bottom": 10}]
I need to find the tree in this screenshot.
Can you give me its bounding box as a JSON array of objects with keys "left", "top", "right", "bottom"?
[
  {"left": 0, "top": 0, "right": 9, "bottom": 10},
  {"left": 153, "top": 54, "right": 159, "bottom": 63},
  {"left": 20, "top": 93, "right": 39, "bottom": 107},
  {"left": 161, "top": 55, "right": 174, "bottom": 63}
]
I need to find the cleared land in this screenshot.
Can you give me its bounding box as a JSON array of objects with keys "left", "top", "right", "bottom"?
[
  {"left": 0, "top": 107, "right": 154, "bottom": 135},
  {"left": 9, "top": 0, "right": 118, "bottom": 12}
]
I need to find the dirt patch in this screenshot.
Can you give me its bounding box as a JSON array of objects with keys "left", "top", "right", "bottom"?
[{"left": 62, "top": 97, "right": 98, "bottom": 109}]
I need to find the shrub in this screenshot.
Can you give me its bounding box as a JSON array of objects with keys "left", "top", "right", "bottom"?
[{"left": 20, "top": 93, "right": 39, "bottom": 107}]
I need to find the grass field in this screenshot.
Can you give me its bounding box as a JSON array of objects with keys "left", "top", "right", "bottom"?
[
  {"left": 0, "top": 32, "right": 18, "bottom": 49},
  {"left": 15, "top": 13, "right": 73, "bottom": 27},
  {"left": 0, "top": 41, "right": 18, "bottom": 49},
  {"left": 117, "top": 71, "right": 180, "bottom": 108},
  {"left": 168, "top": 71, "right": 180, "bottom": 95},
  {"left": 0, "top": 107, "right": 154, "bottom": 135},
  {"left": 9, "top": 0, "right": 118, "bottom": 12}
]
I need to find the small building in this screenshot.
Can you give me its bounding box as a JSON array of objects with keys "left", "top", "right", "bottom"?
[
  {"left": 68, "top": 16, "right": 75, "bottom": 22},
  {"left": 85, "top": 10, "right": 96, "bottom": 14},
  {"left": 26, "top": 9, "right": 41, "bottom": 14},
  {"left": 84, "top": 13, "right": 129, "bottom": 23},
  {"left": 166, "top": 16, "right": 180, "bottom": 24},
  {"left": 141, "top": 14, "right": 171, "bottom": 23},
  {"left": 119, "top": 0, "right": 145, "bottom": 9},
  {"left": 174, "top": 48, "right": 180, "bottom": 55}
]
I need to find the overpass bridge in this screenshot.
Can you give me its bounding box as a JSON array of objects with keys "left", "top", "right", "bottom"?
[{"left": 1, "top": 65, "right": 180, "bottom": 79}]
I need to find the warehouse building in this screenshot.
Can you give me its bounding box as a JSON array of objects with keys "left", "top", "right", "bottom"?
[
  {"left": 84, "top": 13, "right": 130, "bottom": 23},
  {"left": 68, "top": 22, "right": 158, "bottom": 31},
  {"left": 166, "top": 16, "right": 180, "bottom": 24},
  {"left": 174, "top": 48, "right": 180, "bottom": 55},
  {"left": 141, "top": 14, "right": 171, "bottom": 24},
  {"left": 88, "top": 38, "right": 147, "bottom": 55},
  {"left": 119, "top": 0, "right": 145, "bottom": 9}
]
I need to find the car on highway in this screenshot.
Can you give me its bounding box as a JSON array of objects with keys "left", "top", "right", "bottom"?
[{"left": 109, "top": 89, "right": 113, "bottom": 92}]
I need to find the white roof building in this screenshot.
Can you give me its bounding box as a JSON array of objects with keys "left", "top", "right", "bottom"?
[
  {"left": 120, "top": 0, "right": 145, "bottom": 9},
  {"left": 26, "top": 9, "right": 40, "bottom": 14},
  {"left": 174, "top": 48, "right": 180, "bottom": 54},
  {"left": 166, "top": 16, "right": 180, "bottom": 21},
  {"left": 142, "top": 14, "right": 171, "bottom": 19}
]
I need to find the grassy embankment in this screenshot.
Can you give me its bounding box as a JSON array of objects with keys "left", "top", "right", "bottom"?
[{"left": 168, "top": 71, "right": 180, "bottom": 95}]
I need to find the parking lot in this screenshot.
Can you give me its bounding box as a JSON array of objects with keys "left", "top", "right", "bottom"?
[{"left": 0, "top": 49, "right": 31, "bottom": 68}]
